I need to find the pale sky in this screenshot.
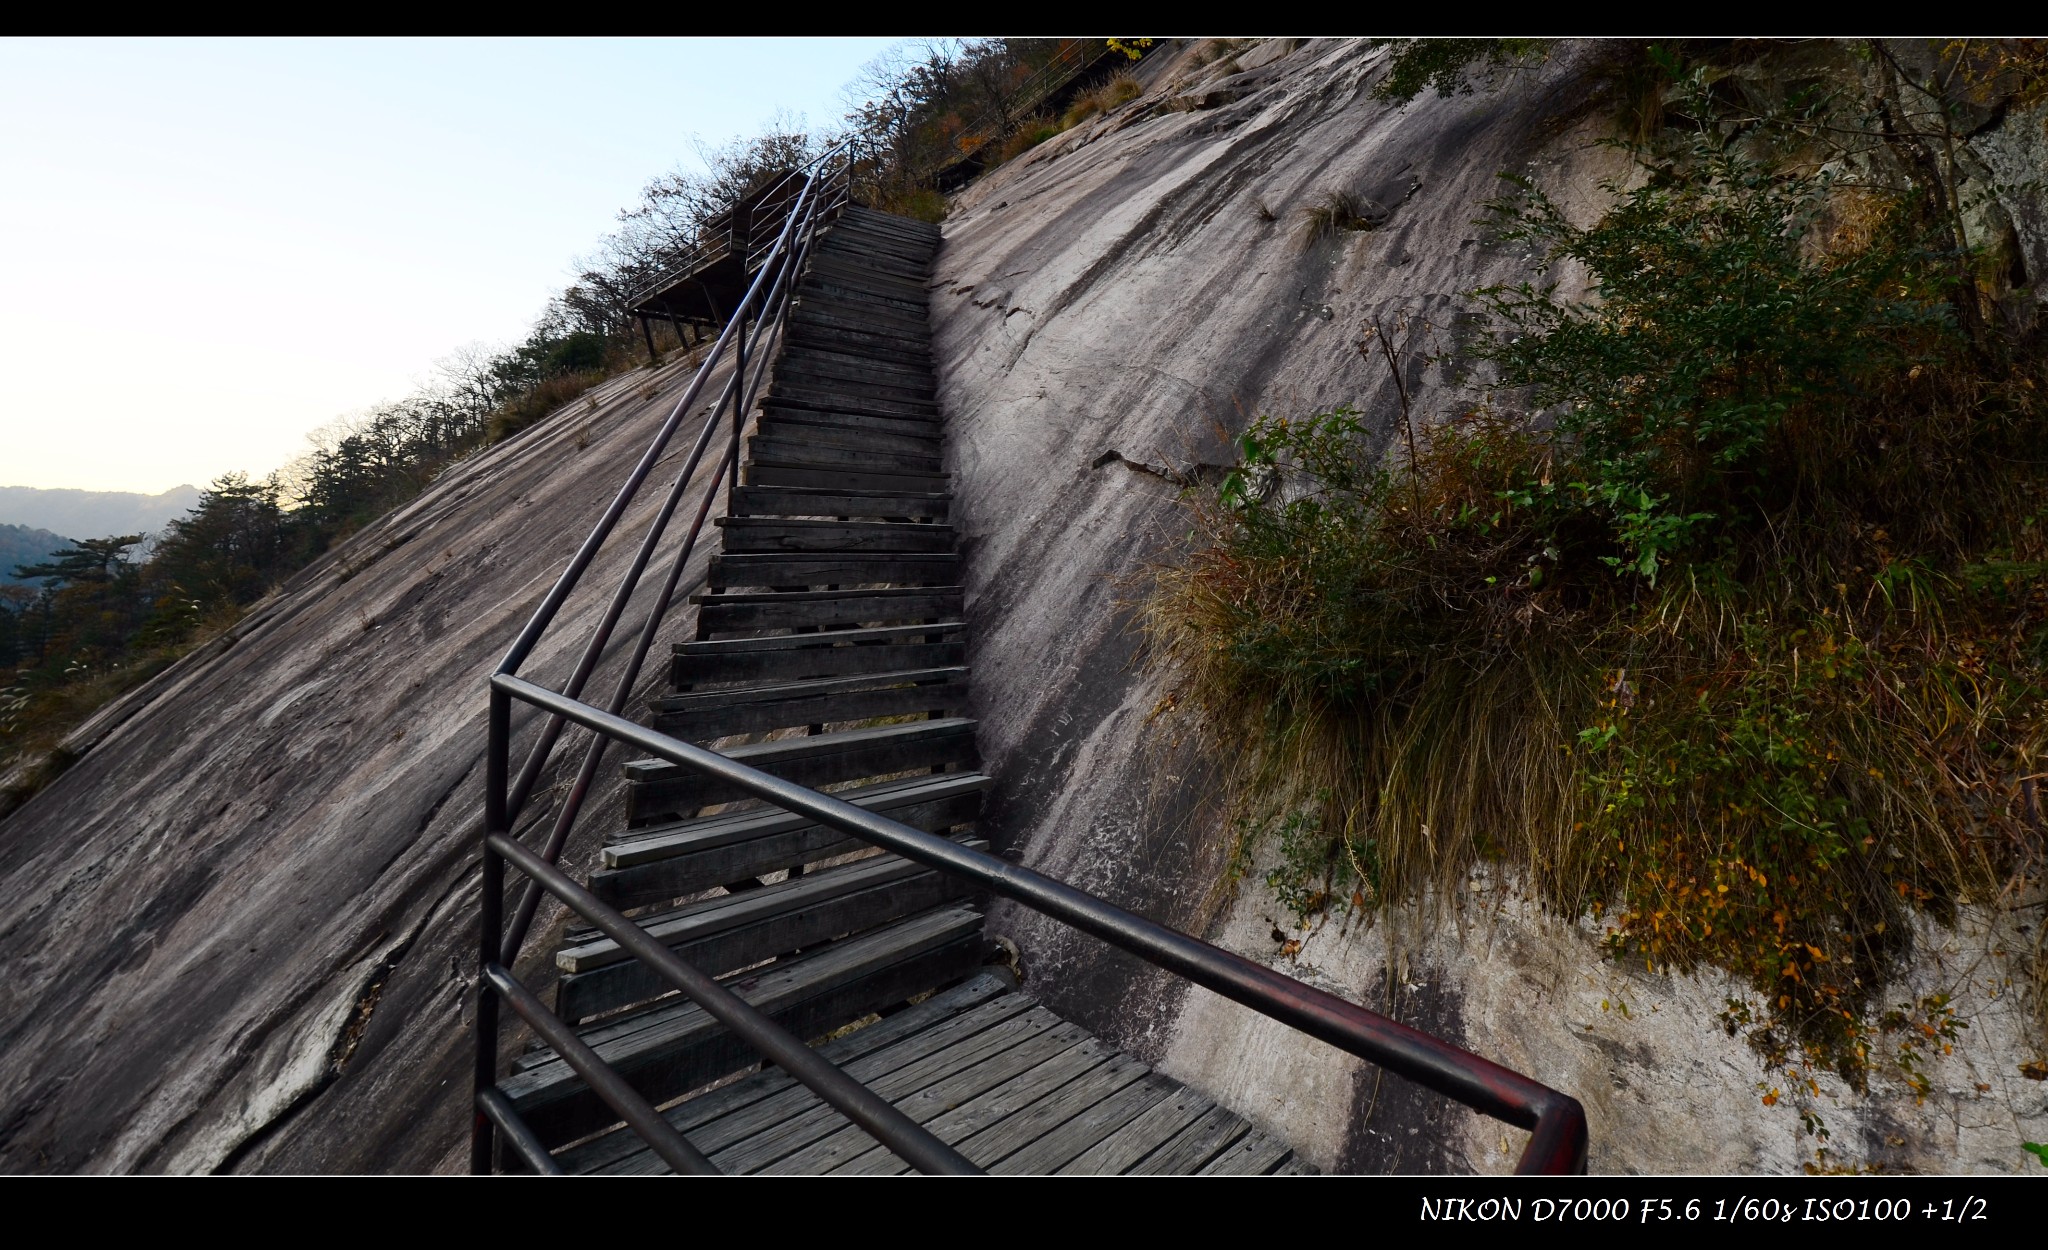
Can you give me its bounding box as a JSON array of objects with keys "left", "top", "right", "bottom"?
[{"left": 0, "top": 37, "right": 905, "bottom": 494}]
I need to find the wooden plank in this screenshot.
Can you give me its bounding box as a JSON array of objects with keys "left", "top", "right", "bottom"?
[
  {"left": 1041, "top": 1077, "right": 1207, "bottom": 1175},
  {"left": 775, "top": 350, "right": 935, "bottom": 387},
  {"left": 566, "top": 841, "right": 955, "bottom": 970},
  {"left": 768, "top": 380, "right": 938, "bottom": 417},
  {"left": 952, "top": 1051, "right": 1152, "bottom": 1171},
  {"left": 604, "top": 767, "right": 985, "bottom": 857},
  {"left": 784, "top": 309, "right": 930, "bottom": 351},
  {"left": 674, "top": 621, "right": 963, "bottom": 655},
  {"left": 646, "top": 992, "right": 1047, "bottom": 1169},
  {"left": 1197, "top": 1131, "right": 1296, "bottom": 1175},
  {"left": 656, "top": 666, "right": 967, "bottom": 716},
  {"left": 653, "top": 677, "right": 968, "bottom": 740},
  {"left": 690, "top": 588, "right": 964, "bottom": 634},
  {"left": 555, "top": 972, "right": 1020, "bottom": 1174},
  {"left": 1127, "top": 1104, "right": 1253, "bottom": 1174},
  {"left": 827, "top": 1036, "right": 1122, "bottom": 1172},
  {"left": 828, "top": 1040, "right": 1129, "bottom": 1174},
  {"left": 771, "top": 370, "right": 936, "bottom": 404},
  {"left": 502, "top": 906, "right": 986, "bottom": 1144},
  {"left": 815, "top": 235, "right": 933, "bottom": 268},
  {"left": 801, "top": 268, "right": 931, "bottom": 307},
  {"left": 743, "top": 438, "right": 942, "bottom": 474},
  {"left": 761, "top": 1022, "right": 1094, "bottom": 1174},
  {"left": 698, "top": 1009, "right": 1064, "bottom": 1175},
  {"left": 728, "top": 486, "right": 950, "bottom": 521},
  {"left": 557, "top": 841, "right": 988, "bottom": 1019},
  {"left": 671, "top": 636, "right": 966, "bottom": 689},
  {"left": 781, "top": 321, "right": 932, "bottom": 359},
  {"left": 789, "top": 295, "right": 930, "bottom": 337},
  {"left": 623, "top": 717, "right": 977, "bottom": 822},
  {"left": 752, "top": 421, "right": 940, "bottom": 458},
  {"left": 707, "top": 553, "right": 959, "bottom": 586},
  {"left": 776, "top": 344, "right": 936, "bottom": 381},
  {"left": 715, "top": 1010, "right": 1073, "bottom": 1174},
  {"left": 714, "top": 517, "right": 956, "bottom": 553},
  {"left": 745, "top": 460, "right": 951, "bottom": 494},
  {"left": 757, "top": 406, "right": 943, "bottom": 438}
]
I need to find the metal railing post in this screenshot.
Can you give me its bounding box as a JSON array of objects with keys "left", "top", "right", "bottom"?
[{"left": 470, "top": 684, "right": 510, "bottom": 1174}]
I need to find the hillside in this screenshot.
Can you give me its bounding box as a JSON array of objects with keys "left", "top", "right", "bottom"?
[{"left": 0, "top": 524, "right": 69, "bottom": 584}]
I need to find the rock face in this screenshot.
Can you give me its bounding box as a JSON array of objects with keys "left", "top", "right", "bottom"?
[
  {"left": 932, "top": 37, "right": 2047, "bottom": 1173},
  {"left": 2, "top": 37, "right": 2043, "bottom": 1175},
  {"left": 0, "top": 353, "right": 732, "bottom": 1173}
]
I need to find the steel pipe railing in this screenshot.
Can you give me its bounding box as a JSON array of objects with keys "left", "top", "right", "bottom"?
[
  {"left": 470, "top": 134, "right": 1588, "bottom": 1177},
  {"left": 492, "top": 673, "right": 1589, "bottom": 1175}
]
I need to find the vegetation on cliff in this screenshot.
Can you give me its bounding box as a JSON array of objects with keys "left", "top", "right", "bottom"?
[{"left": 1146, "top": 40, "right": 2048, "bottom": 1111}]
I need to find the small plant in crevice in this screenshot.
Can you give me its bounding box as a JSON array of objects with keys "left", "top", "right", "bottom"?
[
  {"left": 1293, "top": 190, "right": 1386, "bottom": 251},
  {"left": 1145, "top": 117, "right": 2048, "bottom": 1082}
]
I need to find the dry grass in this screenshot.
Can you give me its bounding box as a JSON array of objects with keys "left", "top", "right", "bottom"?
[
  {"left": 1062, "top": 71, "right": 1143, "bottom": 129},
  {"left": 1292, "top": 189, "right": 1383, "bottom": 251}
]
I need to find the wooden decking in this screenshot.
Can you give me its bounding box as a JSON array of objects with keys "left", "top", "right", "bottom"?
[
  {"left": 555, "top": 973, "right": 1307, "bottom": 1175},
  {"left": 503, "top": 205, "right": 1310, "bottom": 1174}
]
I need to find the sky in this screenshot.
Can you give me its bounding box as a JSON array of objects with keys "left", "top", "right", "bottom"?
[{"left": 0, "top": 37, "right": 904, "bottom": 495}]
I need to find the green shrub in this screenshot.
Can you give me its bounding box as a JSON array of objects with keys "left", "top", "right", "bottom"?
[{"left": 1146, "top": 136, "right": 2048, "bottom": 1084}]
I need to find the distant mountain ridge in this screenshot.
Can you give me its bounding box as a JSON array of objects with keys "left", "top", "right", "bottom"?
[
  {"left": 0, "top": 523, "right": 72, "bottom": 585},
  {"left": 0, "top": 484, "right": 201, "bottom": 542}
]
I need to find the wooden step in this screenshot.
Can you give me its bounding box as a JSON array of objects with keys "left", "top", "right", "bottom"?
[
  {"left": 744, "top": 437, "right": 942, "bottom": 474},
  {"left": 672, "top": 622, "right": 966, "bottom": 688},
  {"left": 709, "top": 552, "right": 958, "bottom": 586},
  {"left": 755, "top": 412, "right": 942, "bottom": 447},
  {"left": 773, "top": 367, "right": 936, "bottom": 403},
  {"left": 729, "top": 486, "right": 951, "bottom": 521},
  {"left": 652, "top": 668, "right": 969, "bottom": 739},
  {"left": 596, "top": 770, "right": 990, "bottom": 906},
  {"left": 555, "top": 974, "right": 1030, "bottom": 1175},
  {"left": 825, "top": 224, "right": 940, "bottom": 257},
  {"left": 790, "top": 295, "right": 930, "bottom": 337},
  {"left": 840, "top": 208, "right": 942, "bottom": 242},
  {"left": 759, "top": 392, "right": 945, "bottom": 427},
  {"left": 777, "top": 344, "right": 935, "bottom": 383},
  {"left": 775, "top": 353, "right": 936, "bottom": 391},
  {"left": 624, "top": 717, "right": 978, "bottom": 822},
  {"left": 782, "top": 323, "right": 934, "bottom": 362},
  {"left": 777, "top": 338, "right": 934, "bottom": 374},
  {"left": 752, "top": 405, "right": 944, "bottom": 440},
  {"left": 501, "top": 905, "right": 987, "bottom": 1144},
  {"left": 810, "top": 252, "right": 931, "bottom": 288},
  {"left": 715, "top": 517, "right": 956, "bottom": 553},
  {"left": 767, "top": 382, "right": 938, "bottom": 418},
  {"left": 745, "top": 461, "right": 951, "bottom": 494},
  {"left": 692, "top": 587, "right": 964, "bottom": 634},
  {"left": 802, "top": 273, "right": 927, "bottom": 306},
  {"left": 820, "top": 224, "right": 936, "bottom": 259},
  {"left": 557, "top": 836, "right": 987, "bottom": 1020},
  {"left": 785, "top": 312, "right": 933, "bottom": 354},
  {"left": 807, "top": 253, "right": 932, "bottom": 294}
]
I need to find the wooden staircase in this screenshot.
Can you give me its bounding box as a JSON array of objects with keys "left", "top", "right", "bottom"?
[{"left": 495, "top": 206, "right": 1310, "bottom": 1174}]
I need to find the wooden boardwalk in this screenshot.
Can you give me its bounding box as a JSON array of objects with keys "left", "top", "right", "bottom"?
[{"left": 502, "top": 206, "right": 1309, "bottom": 1174}]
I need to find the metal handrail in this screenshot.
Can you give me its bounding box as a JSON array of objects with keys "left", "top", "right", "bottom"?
[
  {"left": 494, "top": 675, "right": 1590, "bottom": 1176},
  {"left": 470, "top": 131, "right": 1589, "bottom": 1176}
]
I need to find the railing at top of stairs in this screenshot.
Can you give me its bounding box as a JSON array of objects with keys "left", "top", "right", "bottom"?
[{"left": 469, "top": 138, "right": 1590, "bottom": 1176}]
